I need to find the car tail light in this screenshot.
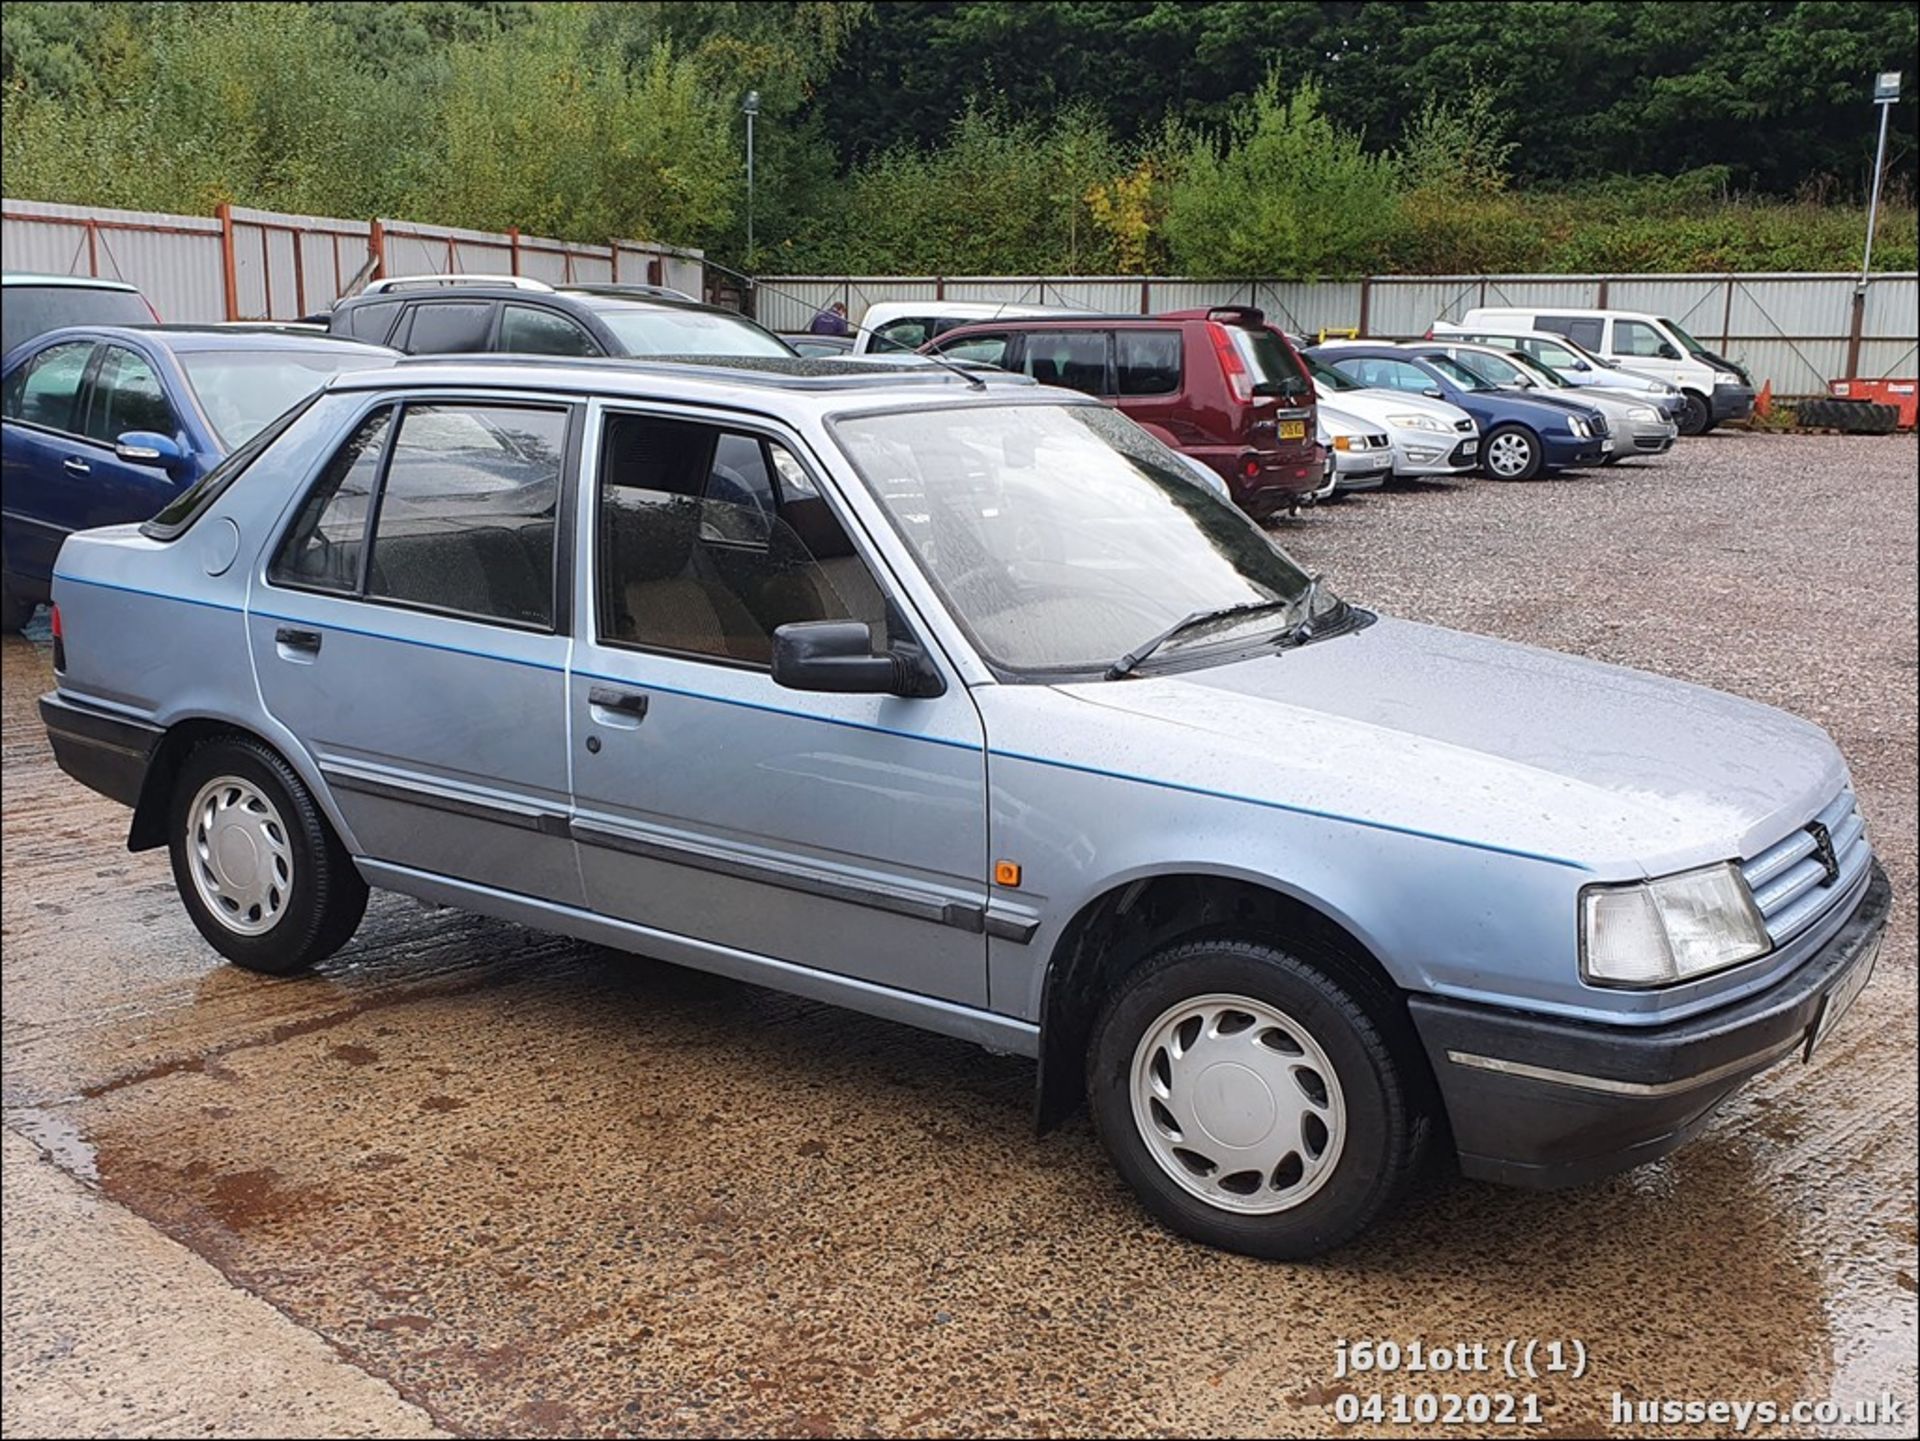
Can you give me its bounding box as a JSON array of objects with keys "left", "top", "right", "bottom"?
[
  {"left": 1209, "top": 323, "right": 1254, "bottom": 404},
  {"left": 1241, "top": 455, "right": 1261, "bottom": 479},
  {"left": 50, "top": 603, "right": 65, "bottom": 671}
]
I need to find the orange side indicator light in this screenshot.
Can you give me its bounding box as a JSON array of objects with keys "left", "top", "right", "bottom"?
[{"left": 993, "top": 860, "right": 1022, "bottom": 888}]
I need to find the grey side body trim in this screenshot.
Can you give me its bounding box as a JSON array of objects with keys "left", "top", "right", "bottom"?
[
  {"left": 570, "top": 816, "right": 1037, "bottom": 943},
  {"left": 322, "top": 764, "right": 570, "bottom": 837},
  {"left": 355, "top": 858, "right": 1042, "bottom": 1057},
  {"left": 1443, "top": 1037, "right": 1804, "bottom": 1097}
]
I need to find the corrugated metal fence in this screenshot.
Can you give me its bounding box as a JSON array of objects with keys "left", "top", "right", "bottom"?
[
  {"left": 2, "top": 197, "right": 704, "bottom": 325},
  {"left": 755, "top": 272, "right": 1920, "bottom": 394}
]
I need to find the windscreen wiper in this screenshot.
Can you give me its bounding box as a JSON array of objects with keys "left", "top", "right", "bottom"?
[
  {"left": 1105, "top": 599, "right": 1291, "bottom": 680},
  {"left": 1279, "top": 573, "right": 1347, "bottom": 648}
]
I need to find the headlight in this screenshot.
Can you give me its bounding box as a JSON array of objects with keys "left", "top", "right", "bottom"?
[
  {"left": 1387, "top": 413, "right": 1449, "bottom": 432},
  {"left": 1580, "top": 862, "right": 1770, "bottom": 987},
  {"left": 1629, "top": 406, "right": 1658, "bottom": 422},
  {"left": 1567, "top": 416, "right": 1590, "bottom": 438}
]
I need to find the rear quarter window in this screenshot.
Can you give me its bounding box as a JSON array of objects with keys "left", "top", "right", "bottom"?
[{"left": 341, "top": 300, "right": 402, "bottom": 344}]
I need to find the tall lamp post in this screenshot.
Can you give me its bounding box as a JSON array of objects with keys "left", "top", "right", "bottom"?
[
  {"left": 743, "top": 90, "right": 760, "bottom": 271},
  {"left": 1847, "top": 71, "right": 1902, "bottom": 377}
]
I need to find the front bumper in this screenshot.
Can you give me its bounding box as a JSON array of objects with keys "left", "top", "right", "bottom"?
[
  {"left": 1543, "top": 433, "right": 1608, "bottom": 469},
  {"left": 1408, "top": 862, "right": 1891, "bottom": 1189},
  {"left": 1711, "top": 383, "right": 1756, "bottom": 422},
  {"left": 1628, "top": 421, "right": 1678, "bottom": 454},
  {"left": 1391, "top": 431, "right": 1479, "bottom": 478},
  {"left": 40, "top": 691, "right": 163, "bottom": 809},
  {"left": 1330, "top": 446, "right": 1391, "bottom": 491}
]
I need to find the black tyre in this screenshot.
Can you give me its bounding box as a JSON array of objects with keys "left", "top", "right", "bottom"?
[
  {"left": 167, "top": 735, "right": 367, "bottom": 975},
  {"left": 1481, "top": 423, "right": 1544, "bottom": 481},
  {"left": 1087, "top": 935, "right": 1429, "bottom": 1259},
  {"left": 1, "top": 585, "right": 32, "bottom": 633},
  {"left": 1860, "top": 403, "right": 1899, "bottom": 436},
  {"left": 1677, "top": 391, "right": 1711, "bottom": 436}
]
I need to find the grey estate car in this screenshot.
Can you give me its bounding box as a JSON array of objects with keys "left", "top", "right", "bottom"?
[{"left": 39, "top": 355, "right": 1889, "bottom": 1258}]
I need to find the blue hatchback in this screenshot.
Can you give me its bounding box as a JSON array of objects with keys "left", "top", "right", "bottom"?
[
  {"left": 2, "top": 325, "right": 394, "bottom": 628},
  {"left": 1308, "top": 344, "right": 1610, "bottom": 481}
]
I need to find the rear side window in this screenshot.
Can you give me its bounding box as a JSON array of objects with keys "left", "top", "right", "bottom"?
[
  {"left": 499, "top": 304, "right": 600, "bottom": 356},
  {"left": 1537, "top": 315, "right": 1604, "bottom": 351},
  {"left": 2, "top": 341, "right": 94, "bottom": 432},
  {"left": 342, "top": 300, "right": 402, "bottom": 344},
  {"left": 83, "top": 345, "right": 176, "bottom": 443},
  {"left": 1023, "top": 331, "right": 1109, "bottom": 394},
  {"left": 365, "top": 404, "right": 567, "bottom": 627},
  {"left": 398, "top": 301, "right": 496, "bottom": 355},
  {"left": 1115, "top": 330, "right": 1183, "bottom": 395},
  {"left": 269, "top": 408, "right": 393, "bottom": 592}
]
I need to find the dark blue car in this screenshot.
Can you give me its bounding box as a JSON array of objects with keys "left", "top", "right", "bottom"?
[
  {"left": 2, "top": 325, "right": 394, "bottom": 628},
  {"left": 1307, "top": 344, "right": 1610, "bottom": 481}
]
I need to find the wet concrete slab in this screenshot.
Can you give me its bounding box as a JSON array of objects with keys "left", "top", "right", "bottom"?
[{"left": 3, "top": 432, "right": 1915, "bottom": 1437}]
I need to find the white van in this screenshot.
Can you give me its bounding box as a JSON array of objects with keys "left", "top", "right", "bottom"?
[
  {"left": 1458, "top": 306, "right": 1754, "bottom": 435},
  {"left": 850, "top": 300, "right": 1079, "bottom": 355}
]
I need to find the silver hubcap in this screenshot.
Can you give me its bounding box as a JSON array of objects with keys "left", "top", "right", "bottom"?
[
  {"left": 1131, "top": 993, "right": 1346, "bottom": 1215},
  {"left": 1486, "top": 432, "right": 1533, "bottom": 477},
  {"left": 186, "top": 776, "right": 293, "bottom": 935}
]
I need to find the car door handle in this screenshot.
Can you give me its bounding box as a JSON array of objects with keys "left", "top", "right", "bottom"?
[
  {"left": 274, "top": 626, "right": 322, "bottom": 654},
  {"left": 63, "top": 456, "right": 90, "bottom": 475},
  {"left": 588, "top": 685, "right": 649, "bottom": 720}
]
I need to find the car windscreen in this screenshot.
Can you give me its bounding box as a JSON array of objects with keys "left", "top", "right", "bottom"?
[
  {"left": 590, "top": 304, "right": 794, "bottom": 357},
  {"left": 832, "top": 402, "right": 1317, "bottom": 676},
  {"left": 1422, "top": 355, "right": 1492, "bottom": 391},
  {"left": 1, "top": 285, "right": 151, "bottom": 355},
  {"left": 178, "top": 348, "right": 394, "bottom": 447},
  {"left": 1659, "top": 317, "right": 1711, "bottom": 357},
  {"left": 1305, "top": 355, "right": 1362, "bottom": 390}
]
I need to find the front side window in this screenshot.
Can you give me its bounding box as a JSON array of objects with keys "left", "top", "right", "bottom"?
[
  {"left": 834, "top": 403, "right": 1322, "bottom": 676},
  {"left": 366, "top": 404, "right": 567, "bottom": 626},
  {"left": 3, "top": 341, "right": 95, "bottom": 432},
  {"left": 1115, "top": 330, "right": 1183, "bottom": 395},
  {"left": 500, "top": 304, "right": 600, "bottom": 356},
  {"left": 1022, "top": 331, "right": 1109, "bottom": 394},
  {"left": 1448, "top": 350, "right": 1528, "bottom": 388},
  {"left": 1615, "top": 320, "right": 1670, "bottom": 358},
  {"left": 597, "top": 413, "right": 888, "bottom": 666},
  {"left": 83, "top": 345, "right": 176, "bottom": 443}
]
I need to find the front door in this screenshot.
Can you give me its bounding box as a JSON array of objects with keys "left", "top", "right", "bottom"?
[
  {"left": 567, "top": 404, "right": 992, "bottom": 1006},
  {"left": 249, "top": 394, "right": 582, "bottom": 903}
]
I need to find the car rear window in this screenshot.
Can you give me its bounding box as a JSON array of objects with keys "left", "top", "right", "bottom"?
[
  {"left": 140, "top": 394, "right": 320, "bottom": 541},
  {"left": 1, "top": 284, "right": 151, "bottom": 356},
  {"left": 1226, "top": 327, "right": 1309, "bottom": 388},
  {"left": 179, "top": 347, "right": 393, "bottom": 447}
]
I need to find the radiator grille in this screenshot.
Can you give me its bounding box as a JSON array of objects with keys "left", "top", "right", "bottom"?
[{"left": 1740, "top": 786, "right": 1871, "bottom": 947}]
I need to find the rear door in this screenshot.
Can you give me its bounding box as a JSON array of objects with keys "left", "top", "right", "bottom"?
[
  {"left": 3, "top": 339, "right": 100, "bottom": 586},
  {"left": 250, "top": 393, "right": 582, "bottom": 902}
]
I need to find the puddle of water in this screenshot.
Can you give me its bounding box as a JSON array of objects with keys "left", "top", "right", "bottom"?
[{"left": 9, "top": 1104, "right": 100, "bottom": 1182}]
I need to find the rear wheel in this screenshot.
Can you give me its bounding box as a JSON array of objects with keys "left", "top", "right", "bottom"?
[
  {"left": 1677, "top": 390, "right": 1711, "bottom": 436},
  {"left": 167, "top": 736, "right": 367, "bottom": 975},
  {"left": 1481, "top": 424, "right": 1544, "bottom": 481},
  {"left": 1087, "top": 936, "right": 1428, "bottom": 1259}
]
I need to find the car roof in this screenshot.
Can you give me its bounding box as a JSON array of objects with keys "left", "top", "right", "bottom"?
[
  {"left": 2, "top": 272, "right": 140, "bottom": 292},
  {"left": 15, "top": 324, "right": 396, "bottom": 356},
  {"left": 336, "top": 284, "right": 738, "bottom": 319},
  {"left": 862, "top": 300, "right": 1077, "bottom": 321},
  {"left": 322, "top": 353, "right": 1044, "bottom": 411}
]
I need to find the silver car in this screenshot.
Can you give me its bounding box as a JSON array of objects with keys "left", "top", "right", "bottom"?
[{"left": 40, "top": 356, "right": 1889, "bottom": 1259}]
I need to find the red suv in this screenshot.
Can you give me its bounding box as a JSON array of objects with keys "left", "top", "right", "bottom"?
[{"left": 923, "top": 307, "right": 1321, "bottom": 519}]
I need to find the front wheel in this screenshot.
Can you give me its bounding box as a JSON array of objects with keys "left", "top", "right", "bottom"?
[
  {"left": 1087, "top": 936, "right": 1428, "bottom": 1259},
  {"left": 1481, "top": 424, "right": 1544, "bottom": 481},
  {"left": 167, "top": 736, "right": 367, "bottom": 974},
  {"left": 1677, "top": 391, "right": 1711, "bottom": 436}
]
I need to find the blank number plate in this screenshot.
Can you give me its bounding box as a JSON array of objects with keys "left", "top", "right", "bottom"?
[{"left": 1805, "top": 934, "right": 1880, "bottom": 1061}]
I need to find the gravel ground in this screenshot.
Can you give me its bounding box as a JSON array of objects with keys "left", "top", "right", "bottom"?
[{"left": 3, "top": 426, "right": 1915, "bottom": 1438}]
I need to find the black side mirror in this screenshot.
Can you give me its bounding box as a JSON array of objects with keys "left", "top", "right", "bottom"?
[
  {"left": 771, "top": 602, "right": 945, "bottom": 698},
  {"left": 1657, "top": 342, "right": 1681, "bottom": 360},
  {"left": 1422, "top": 387, "right": 1445, "bottom": 400}
]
